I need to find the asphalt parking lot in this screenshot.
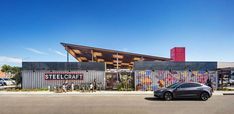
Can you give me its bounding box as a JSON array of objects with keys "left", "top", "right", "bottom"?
[{"left": 0, "top": 95, "right": 233, "bottom": 114}]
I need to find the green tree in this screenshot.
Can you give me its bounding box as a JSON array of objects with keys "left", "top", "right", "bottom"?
[
  {"left": 1, "top": 64, "right": 12, "bottom": 73},
  {"left": 1, "top": 64, "right": 20, "bottom": 74},
  {"left": 11, "top": 66, "right": 21, "bottom": 74},
  {"left": 13, "top": 72, "right": 22, "bottom": 85}
]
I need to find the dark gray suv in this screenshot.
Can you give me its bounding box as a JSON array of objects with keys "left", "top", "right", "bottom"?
[{"left": 154, "top": 82, "right": 212, "bottom": 101}]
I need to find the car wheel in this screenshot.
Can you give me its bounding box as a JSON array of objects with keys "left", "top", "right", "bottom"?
[
  {"left": 200, "top": 92, "right": 209, "bottom": 101},
  {"left": 164, "top": 92, "right": 173, "bottom": 101}
]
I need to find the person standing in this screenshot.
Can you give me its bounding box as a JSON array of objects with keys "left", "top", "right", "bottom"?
[
  {"left": 206, "top": 78, "right": 213, "bottom": 92},
  {"left": 89, "top": 83, "right": 94, "bottom": 92},
  {"left": 93, "top": 79, "right": 97, "bottom": 92},
  {"left": 71, "top": 82, "right": 74, "bottom": 92},
  {"left": 62, "top": 80, "right": 68, "bottom": 93},
  {"left": 62, "top": 83, "right": 67, "bottom": 93}
]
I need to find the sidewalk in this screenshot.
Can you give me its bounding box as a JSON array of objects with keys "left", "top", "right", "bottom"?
[
  {"left": 0, "top": 91, "right": 233, "bottom": 96},
  {"left": 0, "top": 91, "right": 152, "bottom": 96}
]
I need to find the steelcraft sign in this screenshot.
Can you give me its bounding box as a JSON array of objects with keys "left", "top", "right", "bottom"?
[{"left": 44, "top": 72, "right": 84, "bottom": 80}]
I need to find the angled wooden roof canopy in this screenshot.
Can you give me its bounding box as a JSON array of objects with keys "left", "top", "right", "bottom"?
[{"left": 61, "top": 42, "right": 171, "bottom": 69}]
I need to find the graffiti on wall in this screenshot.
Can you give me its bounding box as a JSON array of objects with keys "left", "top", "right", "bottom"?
[{"left": 135, "top": 70, "right": 217, "bottom": 91}]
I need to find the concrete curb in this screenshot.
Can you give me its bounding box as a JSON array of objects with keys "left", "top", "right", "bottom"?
[{"left": 223, "top": 93, "right": 234, "bottom": 95}]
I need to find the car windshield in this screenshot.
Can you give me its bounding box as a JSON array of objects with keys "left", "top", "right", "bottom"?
[
  {"left": 166, "top": 83, "right": 181, "bottom": 89},
  {"left": 3, "top": 78, "right": 9, "bottom": 80}
]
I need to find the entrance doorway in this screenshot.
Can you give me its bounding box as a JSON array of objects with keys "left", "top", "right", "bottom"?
[
  {"left": 105, "top": 72, "right": 119, "bottom": 90},
  {"left": 105, "top": 70, "right": 134, "bottom": 90},
  {"left": 218, "top": 68, "right": 233, "bottom": 89}
]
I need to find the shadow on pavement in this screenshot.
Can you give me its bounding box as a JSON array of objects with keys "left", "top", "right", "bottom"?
[
  {"left": 144, "top": 97, "right": 202, "bottom": 101},
  {"left": 144, "top": 97, "right": 164, "bottom": 101}
]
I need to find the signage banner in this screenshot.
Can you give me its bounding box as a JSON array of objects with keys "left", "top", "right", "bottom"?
[{"left": 44, "top": 72, "right": 84, "bottom": 80}]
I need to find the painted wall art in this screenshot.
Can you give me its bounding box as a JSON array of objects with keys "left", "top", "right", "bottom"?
[{"left": 135, "top": 70, "right": 217, "bottom": 91}]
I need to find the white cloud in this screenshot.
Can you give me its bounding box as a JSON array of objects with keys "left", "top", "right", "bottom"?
[
  {"left": 0, "top": 56, "right": 22, "bottom": 67},
  {"left": 122, "top": 48, "right": 129, "bottom": 52},
  {"left": 49, "top": 49, "right": 66, "bottom": 57},
  {"left": 54, "top": 50, "right": 66, "bottom": 57},
  {"left": 25, "top": 48, "right": 47, "bottom": 55}
]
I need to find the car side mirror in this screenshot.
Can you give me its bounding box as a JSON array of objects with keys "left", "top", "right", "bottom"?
[{"left": 175, "top": 86, "right": 181, "bottom": 90}]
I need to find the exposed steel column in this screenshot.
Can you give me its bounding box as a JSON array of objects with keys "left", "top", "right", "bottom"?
[
  {"left": 66, "top": 46, "right": 69, "bottom": 62},
  {"left": 141, "top": 56, "right": 144, "bottom": 61},
  {"left": 91, "top": 49, "right": 94, "bottom": 62},
  {"left": 117, "top": 53, "right": 119, "bottom": 70}
]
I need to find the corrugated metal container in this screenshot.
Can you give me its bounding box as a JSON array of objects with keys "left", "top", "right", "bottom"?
[
  {"left": 22, "top": 62, "right": 106, "bottom": 89},
  {"left": 135, "top": 70, "right": 218, "bottom": 91},
  {"left": 22, "top": 70, "right": 105, "bottom": 89},
  {"left": 134, "top": 61, "right": 218, "bottom": 71},
  {"left": 134, "top": 61, "right": 218, "bottom": 91}
]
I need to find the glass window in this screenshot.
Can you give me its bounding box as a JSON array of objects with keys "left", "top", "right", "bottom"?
[
  {"left": 179, "top": 83, "right": 191, "bottom": 88},
  {"left": 167, "top": 82, "right": 181, "bottom": 89},
  {"left": 189, "top": 83, "right": 201, "bottom": 87},
  {"left": 179, "top": 83, "right": 201, "bottom": 88}
]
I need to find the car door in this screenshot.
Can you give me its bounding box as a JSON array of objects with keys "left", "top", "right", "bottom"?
[
  {"left": 174, "top": 83, "right": 202, "bottom": 98},
  {"left": 174, "top": 83, "right": 192, "bottom": 98},
  {"left": 188, "top": 83, "right": 203, "bottom": 97}
]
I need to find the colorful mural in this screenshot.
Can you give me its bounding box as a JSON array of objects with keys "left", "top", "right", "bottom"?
[{"left": 135, "top": 70, "right": 217, "bottom": 91}]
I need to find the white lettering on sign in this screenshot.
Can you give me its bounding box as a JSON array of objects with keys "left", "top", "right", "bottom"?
[{"left": 44, "top": 72, "right": 84, "bottom": 80}]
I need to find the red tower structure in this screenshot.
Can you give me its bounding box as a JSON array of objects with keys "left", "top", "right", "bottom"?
[{"left": 170, "top": 47, "right": 185, "bottom": 62}]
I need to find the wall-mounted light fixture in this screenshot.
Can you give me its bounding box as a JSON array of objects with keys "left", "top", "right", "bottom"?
[
  {"left": 133, "top": 57, "right": 141, "bottom": 61},
  {"left": 113, "top": 54, "right": 124, "bottom": 59}
]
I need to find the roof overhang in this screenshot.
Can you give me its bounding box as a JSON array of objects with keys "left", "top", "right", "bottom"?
[{"left": 61, "top": 42, "right": 171, "bottom": 69}]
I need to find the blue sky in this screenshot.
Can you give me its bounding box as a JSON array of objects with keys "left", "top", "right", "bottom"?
[{"left": 0, "top": 0, "right": 234, "bottom": 66}]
